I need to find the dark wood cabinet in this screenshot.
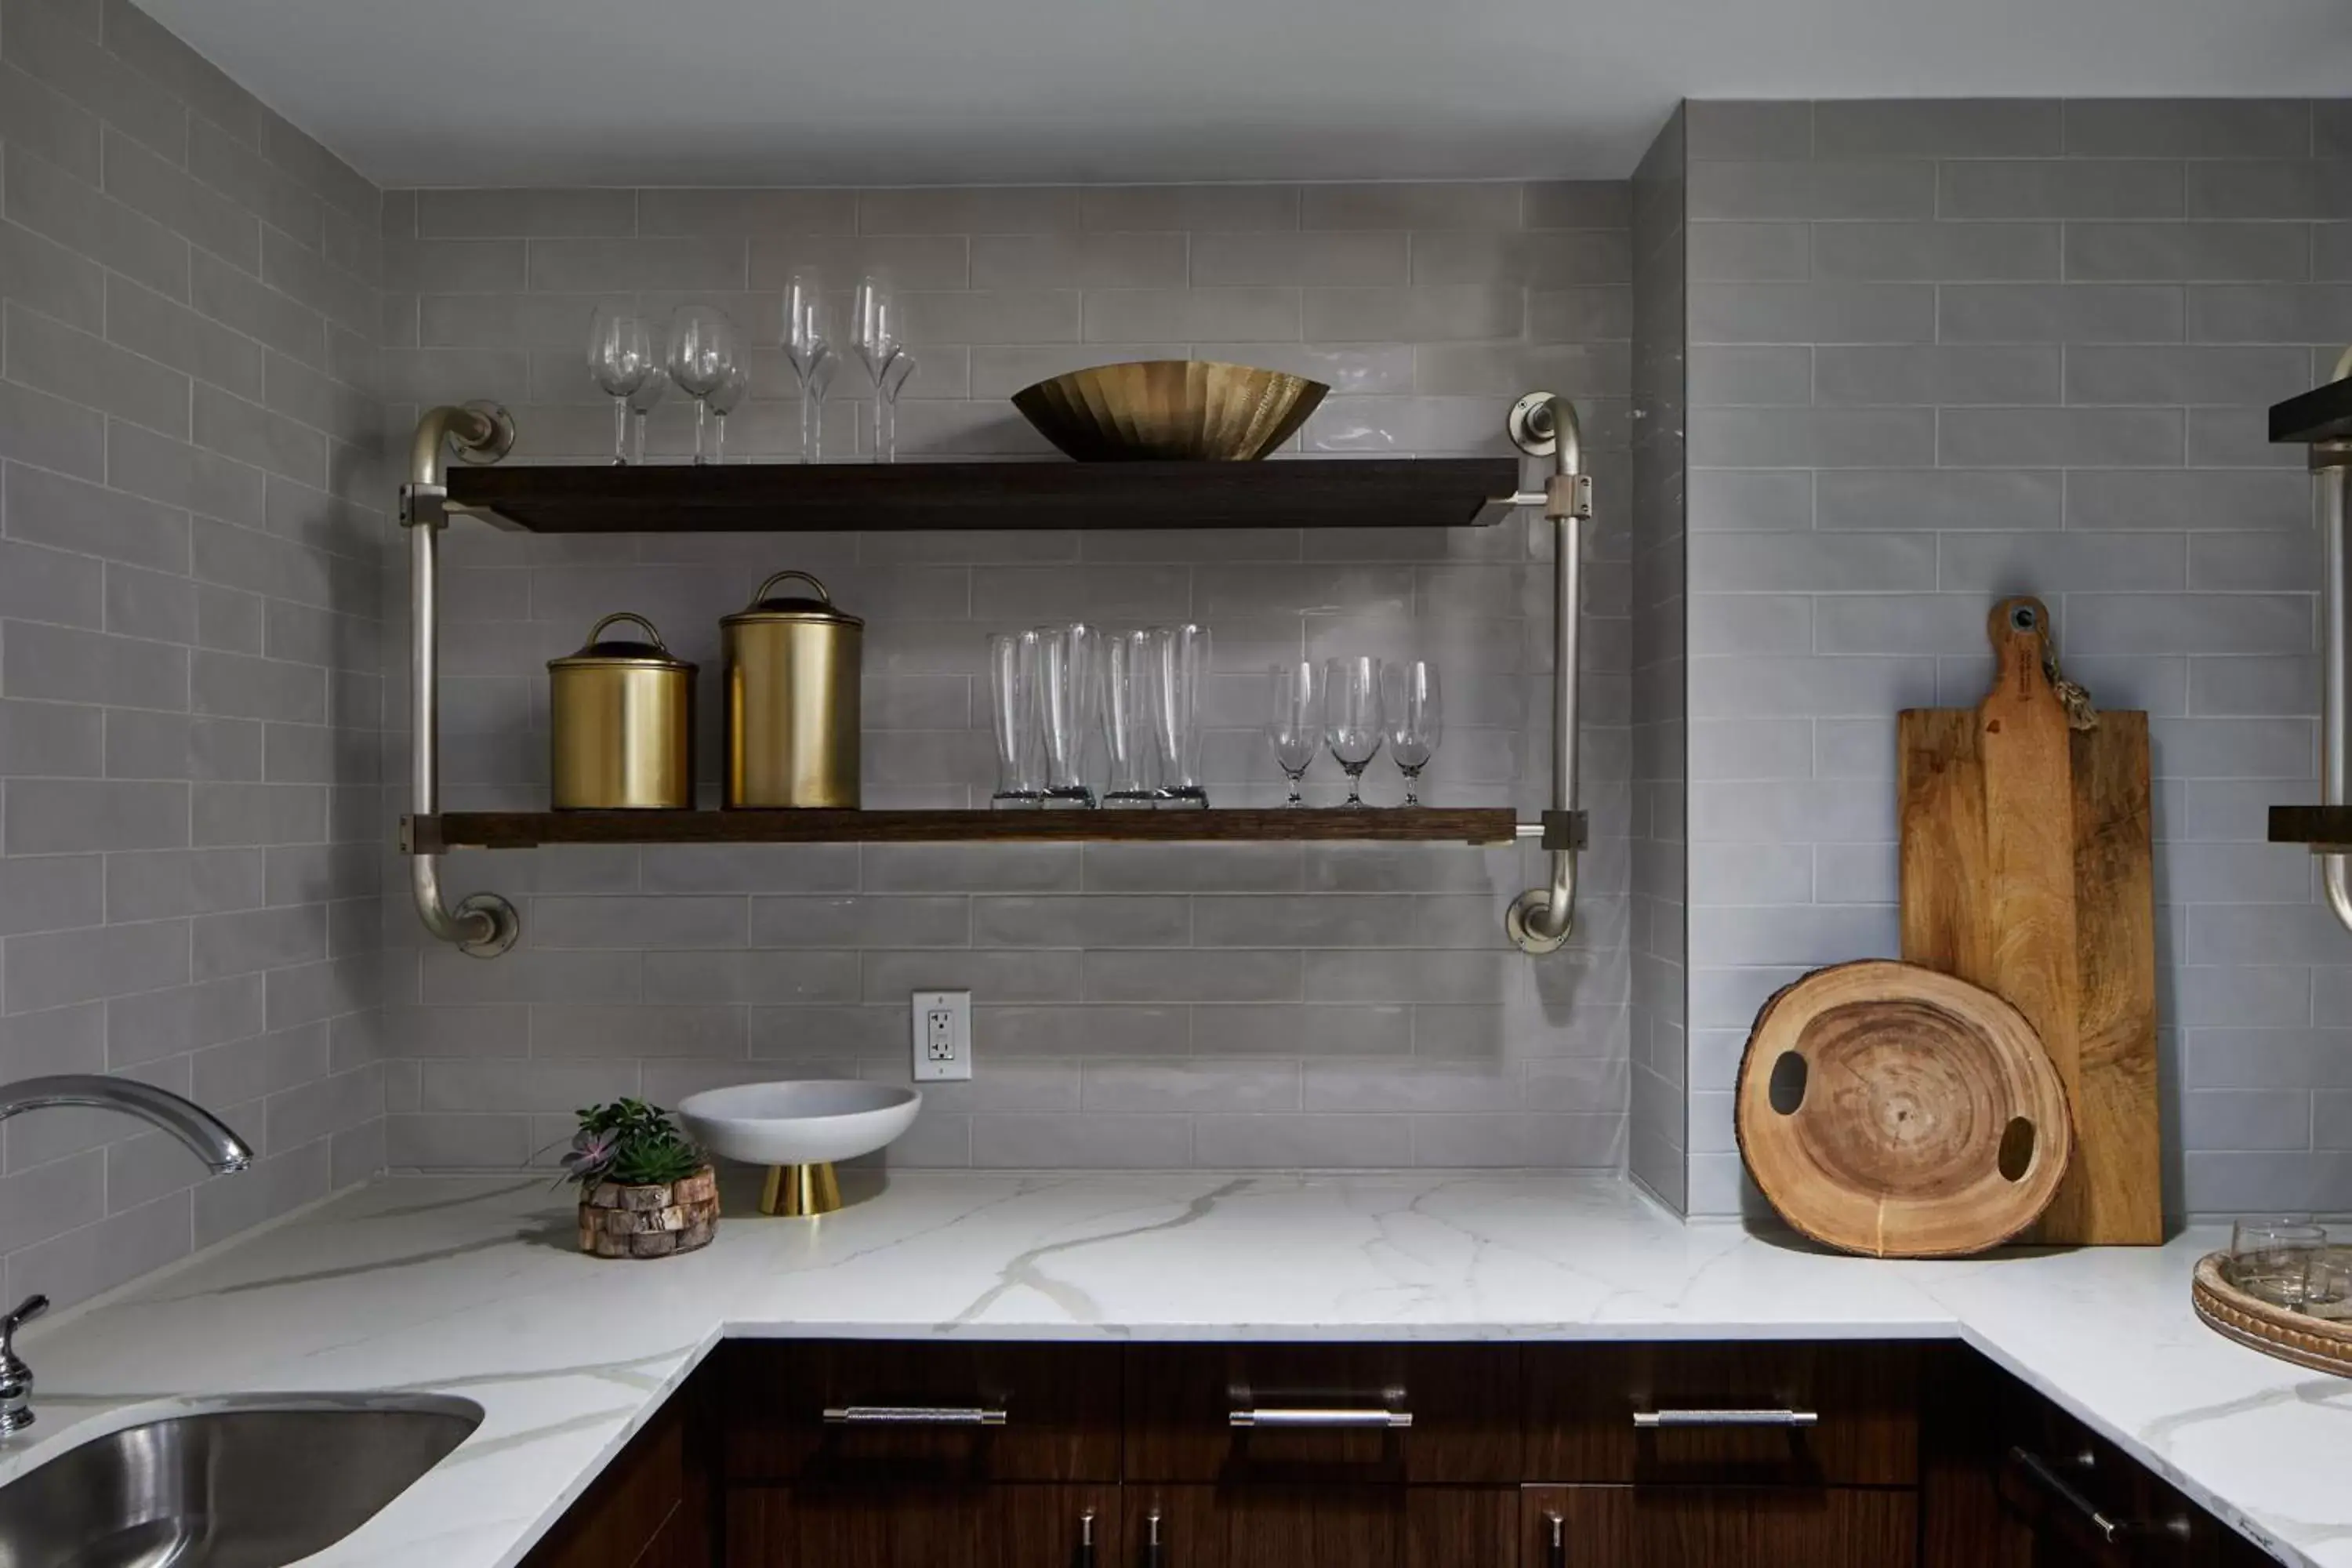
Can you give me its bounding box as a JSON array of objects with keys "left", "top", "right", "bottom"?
[
  {"left": 522, "top": 1391, "right": 710, "bottom": 1568},
  {"left": 529, "top": 1338, "right": 2282, "bottom": 1568},
  {"left": 1523, "top": 1484, "right": 1917, "bottom": 1568},
  {"left": 1523, "top": 1342, "right": 1920, "bottom": 1487},
  {"left": 1127, "top": 1486, "right": 1515, "bottom": 1568},
  {"left": 725, "top": 1483, "right": 1116, "bottom": 1568},
  {"left": 714, "top": 1339, "right": 1123, "bottom": 1483},
  {"left": 1126, "top": 1345, "right": 1519, "bottom": 1483}
]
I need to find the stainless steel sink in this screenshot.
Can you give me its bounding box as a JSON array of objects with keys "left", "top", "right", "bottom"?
[{"left": 0, "top": 1394, "right": 483, "bottom": 1566}]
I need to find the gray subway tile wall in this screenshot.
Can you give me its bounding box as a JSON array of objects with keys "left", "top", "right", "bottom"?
[
  {"left": 0, "top": 0, "right": 388, "bottom": 1307},
  {"left": 1677, "top": 98, "right": 2352, "bottom": 1219},
  {"left": 378, "top": 179, "right": 1634, "bottom": 1171}
]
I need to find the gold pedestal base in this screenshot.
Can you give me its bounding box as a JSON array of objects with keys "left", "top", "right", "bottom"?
[{"left": 760, "top": 1162, "right": 842, "bottom": 1216}]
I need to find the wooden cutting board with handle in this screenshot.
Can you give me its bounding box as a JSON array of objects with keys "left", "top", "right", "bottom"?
[{"left": 1898, "top": 596, "right": 2161, "bottom": 1245}]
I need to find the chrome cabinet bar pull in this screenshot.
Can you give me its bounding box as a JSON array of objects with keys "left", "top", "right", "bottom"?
[
  {"left": 2009, "top": 1446, "right": 2132, "bottom": 1544},
  {"left": 1632, "top": 1408, "right": 1819, "bottom": 1429},
  {"left": 1143, "top": 1507, "right": 1164, "bottom": 1568},
  {"left": 822, "top": 1404, "right": 1007, "bottom": 1425},
  {"left": 1544, "top": 1508, "right": 1565, "bottom": 1568},
  {"left": 1077, "top": 1507, "right": 1096, "bottom": 1568},
  {"left": 1229, "top": 1406, "right": 1412, "bottom": 1429}
]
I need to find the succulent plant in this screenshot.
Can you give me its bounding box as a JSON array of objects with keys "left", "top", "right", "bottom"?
[{"left": 558, "top": 1098, "right": 705, "bottom": 1189}]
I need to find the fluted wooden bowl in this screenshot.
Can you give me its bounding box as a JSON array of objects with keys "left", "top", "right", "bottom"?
[{"left": 1011, "top": 359, "right": 1328, "bottom": 461}]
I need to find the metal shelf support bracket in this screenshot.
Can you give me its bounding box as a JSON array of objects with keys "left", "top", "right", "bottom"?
[
  {"left": 2318, "top": 426, "right": 2352, "bottom": 935},
  {"left": 401, "top": 403, "right": 521, "bottom": 957},
  {"left": 1504, "top": 390, "right": 1592, "bottom": 956}
]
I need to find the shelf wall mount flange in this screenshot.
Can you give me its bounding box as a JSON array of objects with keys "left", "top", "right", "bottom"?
[
  {"left": 400, "top": 403, "right": 522, "bottom": 958},
  {"left": 1504, "top": 390, "right": 1592, "bottom": 956}
]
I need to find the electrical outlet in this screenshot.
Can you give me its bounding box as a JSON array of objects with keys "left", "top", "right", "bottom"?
[{"left": 911, "top": 990, "right": 972, "bottom": 1082}]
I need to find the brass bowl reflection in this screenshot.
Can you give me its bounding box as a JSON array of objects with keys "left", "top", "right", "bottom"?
[{"left": 1011, "top": 359, "right": 1328, "bottom": 462}]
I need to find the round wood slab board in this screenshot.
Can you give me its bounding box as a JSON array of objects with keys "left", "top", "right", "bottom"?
[{"left": 1736, "top": 960, "right": 2074, "bottom": 1258}]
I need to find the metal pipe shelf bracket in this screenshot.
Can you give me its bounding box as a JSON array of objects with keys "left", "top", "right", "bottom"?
[
  {"left": 1498, "top": 392, "right": 1592, "bottom": 954},
  {"left": 2318, "top": 347, "right": 2352, "bottom": 935},
  {"left": 401, "top": 403, "right": 522, "bottom": 957}
]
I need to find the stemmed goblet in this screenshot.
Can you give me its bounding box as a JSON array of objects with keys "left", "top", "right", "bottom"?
[
  {"left": 1382, "top": 659, "right": 1443, "bottom": 807},
  {"left": 1323, "top": 655, "right": 1385, "bottom": 808},
  {"left": 1265, "top": 661, "right": 1319, "bottom": 808}
]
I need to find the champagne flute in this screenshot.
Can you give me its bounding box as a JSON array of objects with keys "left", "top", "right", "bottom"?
[
  {"left": 1382, "top": 659, "right": 1443, "bottom": 807},
  {"left": 707, "top": 361, "right": 747, "bottom": 466},
  {"left": 1265, "top": 661, "right": 1319, "bottom": 808},
  {"left": 784, "top": 270, "right": 833, "bottom": 463},
  {"left": 666, "top": 305, "right": 738, "bottom": 464},
  {"left": 1323, "top": 655, "right": 1385, "bottom": 808},
  {"left": 586, "top": 307, "right": 655, "bottom": 465},
  {"left": 853, "top": 274, "right": 912, "bottom": 463}
]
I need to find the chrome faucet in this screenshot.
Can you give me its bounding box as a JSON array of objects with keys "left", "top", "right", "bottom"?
[{"left": 0, "top": 1076, "right": 252, "bottom": 1435}]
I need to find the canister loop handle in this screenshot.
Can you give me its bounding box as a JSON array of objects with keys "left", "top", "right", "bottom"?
[
  {"left": 749, "top": 570, "right": 832, "bottom": 608},
  {"left": 586, "top": 612, "right": 669, "bottom": 650}
]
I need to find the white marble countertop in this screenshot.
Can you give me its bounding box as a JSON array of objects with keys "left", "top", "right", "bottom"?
[{"left": 4, "top": 1171, "right": 2345, "bottom": 1567}]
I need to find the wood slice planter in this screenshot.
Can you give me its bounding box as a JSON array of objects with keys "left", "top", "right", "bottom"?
[
  {"left": 1735, "top": 960, "right": 2074, "bottom": 1258},
  {"left": 577, "top": 1167, "right": 719, "bottom": 1259},
  {"left": 2192, "top": 1250, "right": 2352, "bottom": 1378}
]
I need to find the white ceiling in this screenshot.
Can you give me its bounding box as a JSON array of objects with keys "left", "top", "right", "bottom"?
[{"left": 146, "top": 0, "right": 2352, "bottom": 187}]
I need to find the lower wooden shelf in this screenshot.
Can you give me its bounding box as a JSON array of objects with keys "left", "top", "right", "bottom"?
[{"left": 405, "top": 808, "right": 1519, "bottom": 853}]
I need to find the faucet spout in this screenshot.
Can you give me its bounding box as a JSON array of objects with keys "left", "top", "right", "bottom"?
[{"left": 0, "top": 1076, "right": 252, "bottom": 1173}]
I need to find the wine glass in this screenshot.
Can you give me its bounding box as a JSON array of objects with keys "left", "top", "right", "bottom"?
[
  {"left": 784, "top": 270, "right": 833, "bottom": 463},
  {"left": 1382, "top": 659, "right": 1443, "bottom": 807},
  {"left": 586, "top": 307, "right": 655, "bottom": 465},
  {"left": 707, "top": 361, "right": 748, "bottom": 466},
  {"left": 853, "top": 274, "right": 913, "bottom": 463},
  {"left": 1323, "top": 655, "right": 1385, "bottom": 807},
  {"left": 626, "top": 364, "right": 667, "bottom": 465},
  {"left": 666, "top": 305, "right": 739, "bottom": 464},
  {"left": 1265, "top": 661, "right": 1319, "bottom": 808}
]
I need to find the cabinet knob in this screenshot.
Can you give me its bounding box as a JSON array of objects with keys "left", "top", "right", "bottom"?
[
  {"left": 1142, "top": 1507, "right": 1164, "bottom": 1568},
  {"left": 1076, "top": 1507, "right": 1095, "bottom": 1568},
  {"left": 1544, "top": 1508, "right": 1565, "bottom": 1568}
]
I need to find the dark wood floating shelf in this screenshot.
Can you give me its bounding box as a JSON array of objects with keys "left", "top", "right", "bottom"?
[
  {"left": 2268, "top": 804, "right": 2352, "bottom": 848},
  {"left": 441, "top": 457, "right": 1520, "bottom": 533},
  {"left": 2270, "top": 374, "right": 2352, "bottom": 445},
  {"left": 406, "top": 807, "right": 1520, "bottom": 853}
]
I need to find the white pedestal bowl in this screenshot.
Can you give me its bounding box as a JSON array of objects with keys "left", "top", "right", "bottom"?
[{"left": 676, "top": 1080, "right": 921, "bottom": 1215}]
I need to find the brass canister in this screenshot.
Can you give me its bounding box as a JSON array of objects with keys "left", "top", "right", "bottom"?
[
  {"left": 722, "top": 571, "right": 862, "bottom": 808},
  {"left": 547, "top": 612, "right": 696, "bottom": 810}
]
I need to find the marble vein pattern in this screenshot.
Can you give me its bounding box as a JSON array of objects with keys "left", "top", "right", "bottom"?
[{"left": 0, "top": 1172, "right": 2343, "bottom": 1566}]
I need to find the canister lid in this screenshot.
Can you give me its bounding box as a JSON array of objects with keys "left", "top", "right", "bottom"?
[
  {"left": 722, "top": 570, "right": 864, "bottom": 628},
  {"left": 549, "top": 612, "right": 698, "bottom": 671}
]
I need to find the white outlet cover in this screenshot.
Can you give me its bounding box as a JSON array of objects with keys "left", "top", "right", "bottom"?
[{"left": 911, "top": 989, "right": 972, "bottom": 1082}]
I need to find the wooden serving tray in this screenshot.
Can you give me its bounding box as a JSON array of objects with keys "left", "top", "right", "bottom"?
[{"left": 2190, "top": 1250, "right": 2352, "bottom": 1377}]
